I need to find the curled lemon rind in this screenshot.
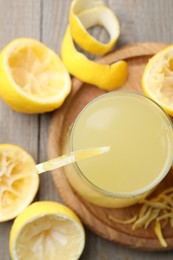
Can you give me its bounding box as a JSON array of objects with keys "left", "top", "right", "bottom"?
[
  {"left": 61, "top": 27, "right": 128, "bottom": 90},
  {"left": 70, "top": 0, "right": 120, "bottom": 55}
]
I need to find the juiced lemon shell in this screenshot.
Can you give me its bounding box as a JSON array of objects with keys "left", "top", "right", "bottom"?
[
  {"left": 10, "top": 201, "right": 85, "bottom": 260},
  {"left": 0, "top": 38, "right": 71, "bottom": 114},
  {"left": 142, "top": 45, "right": 173, "bottom": 115},
  {"left": 0, "top": 144, "right": 39, "bottom": 222}
]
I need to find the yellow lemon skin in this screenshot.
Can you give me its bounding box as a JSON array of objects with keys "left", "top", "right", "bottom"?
[
  {"left": 9, "top": 201, "right": 85, "bottom": 260},
  {"left": 0, "top": 38, "right": 71, "bottom": 114},
  {"left": 61, "top": 28, "right": 128, "bottom": 90}
]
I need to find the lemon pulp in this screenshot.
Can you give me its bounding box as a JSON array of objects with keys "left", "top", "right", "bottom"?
[{"left": 9, "top": 46, "right": 66, "bottom": 98}]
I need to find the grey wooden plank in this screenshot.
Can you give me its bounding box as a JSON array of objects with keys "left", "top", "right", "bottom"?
[
  {"left": 110, "top": 0, "right": 173, "bottom": 45},
  {"left": 38, "top": 0, "right": 72, "bottom": 201},
  {"left": 0, "top": 1, "right": 41, "bottom": 259},
  {"left": 37, "top": 114, "right": 59, "bottom": 201}
]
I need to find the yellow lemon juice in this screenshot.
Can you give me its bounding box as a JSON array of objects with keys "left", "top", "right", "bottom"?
[{"left": 64, "top": 91, "right": 173, "bottom": 208}]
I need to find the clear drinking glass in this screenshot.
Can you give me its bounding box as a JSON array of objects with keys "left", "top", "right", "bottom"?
[{"left": 63, "top": 91, "right": 173, "bottom": 208}]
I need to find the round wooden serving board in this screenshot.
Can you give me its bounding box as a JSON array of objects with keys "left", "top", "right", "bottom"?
[{"left": 48, "top": 42, "right": 173, "bottom": 251}]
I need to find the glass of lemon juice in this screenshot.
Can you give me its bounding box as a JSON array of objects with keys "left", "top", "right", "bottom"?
[{"left": 64, "top": 91, "right": 173, "bottom": 208}]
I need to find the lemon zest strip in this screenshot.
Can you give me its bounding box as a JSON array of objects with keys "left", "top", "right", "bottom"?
[
  {"left": 108, "top": 215, "right": 137, "bottom": 225},
  {"left": 154, "top": 221, "right": 167, "bottom": 248},
  {"left": 109, "top": 186, "right": 173, "bottom": 247},
  {"left": 61, "top": 27, "right": 128, "bottom": 90}
]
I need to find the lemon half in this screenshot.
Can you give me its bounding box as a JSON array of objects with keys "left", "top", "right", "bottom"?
[
  {"left": 10, "top": 201, "right": 85, "bottom": 260},
  {"left": 0, "top": 38, "right": 71, "bottom": 114},
  {"left": 0, "top": 144, "right": 39, "bottom": 222},
  {"left": 142, "top": 45, "right": 173, "bottom": 116}
]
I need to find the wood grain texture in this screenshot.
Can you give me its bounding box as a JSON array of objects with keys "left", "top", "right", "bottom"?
[
  {"left": 0, "top": 1, "right": 41, "bottom": 259},
  {"left": 1, "top": 0, "right": 173, "bottom": 259}
]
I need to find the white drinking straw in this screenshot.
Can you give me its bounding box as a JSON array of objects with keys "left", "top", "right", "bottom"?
[{"left": 36, "top": 146, "right": 110, "bottom": 174}]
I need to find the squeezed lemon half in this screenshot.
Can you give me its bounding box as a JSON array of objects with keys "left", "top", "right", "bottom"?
[
  {"left": 0, "top": 38, "right": 71, "bottom": 113},
  {"left": 142, "top": 45, "right": 173, "bottom": 115},
  {"left": 0, "top": 144, "right": 39, "bottom": 222},
  {"left": 10, "top": 201, "right": 85, "bottom": 260}
]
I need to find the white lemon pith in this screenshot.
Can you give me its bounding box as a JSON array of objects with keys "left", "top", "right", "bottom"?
[
  {"left": 0, "top": 144, "right": 39, "bottom": 222},
  {"left": 0, "top": 38, "right": 71, "bottom": 113},
  {"left": 142, "top": 45, "right": 173, "bottom": 115},
  {"left": 10, "top": 201, "right": 85, "bottom": 260}
]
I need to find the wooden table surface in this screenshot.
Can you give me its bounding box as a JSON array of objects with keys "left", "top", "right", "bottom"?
[{"left": 0, "top": 0, "right": 173, "bottom": 259}]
